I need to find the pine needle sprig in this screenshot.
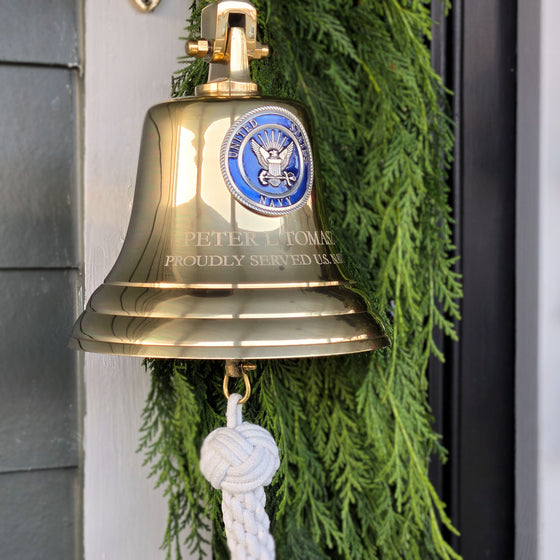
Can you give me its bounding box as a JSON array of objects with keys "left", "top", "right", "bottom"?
[{"left": 139, "top": 0, "right": 462, "bottom": 558}]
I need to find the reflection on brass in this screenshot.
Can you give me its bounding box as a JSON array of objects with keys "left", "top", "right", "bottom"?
[{"left": 70, "top": 0, "right": 390, "bottom": 360}]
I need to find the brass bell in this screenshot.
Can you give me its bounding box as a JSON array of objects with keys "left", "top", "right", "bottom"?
[{"left": 69, "top": 0, "right": 389, "bottom": 360}]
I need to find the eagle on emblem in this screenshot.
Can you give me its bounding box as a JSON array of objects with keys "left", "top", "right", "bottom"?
[{"left": 251, "top": 130, "right": 296, "bottom": 188}]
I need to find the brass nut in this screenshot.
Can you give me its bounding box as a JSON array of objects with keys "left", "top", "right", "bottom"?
[
  {"left": 252, "top": 43, "right": 270, "bottom": 60},
  {"left": 186, "top": 39, "right": 210, "bottom": 58}
]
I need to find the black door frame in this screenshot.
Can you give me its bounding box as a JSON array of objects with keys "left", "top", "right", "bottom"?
[{"left": 429, "top": 1, "right": 517, "bottom": 558}]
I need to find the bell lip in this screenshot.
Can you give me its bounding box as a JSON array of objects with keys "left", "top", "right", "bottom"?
[
  {"left": 105, "top": 280, "right": 349, "bottom": 289},
  {"left": 69, "top": 305, "right": 390, "bottom": 360},
  {"left": 69, "top": 283, "right": 390, "bottom": 360},
  {"left": 68, "top": 334, "right": 390, "bottom": 360}
]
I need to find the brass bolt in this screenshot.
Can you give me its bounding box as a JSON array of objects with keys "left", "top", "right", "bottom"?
[{"left": 186, "top": 39, "right": 211, "bottom": 58}]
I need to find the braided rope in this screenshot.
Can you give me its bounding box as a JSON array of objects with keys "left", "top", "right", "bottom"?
[{"left": 200, "top": 393, "right": 280, "bottom": 560}]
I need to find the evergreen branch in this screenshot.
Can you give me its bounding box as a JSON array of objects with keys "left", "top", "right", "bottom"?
[{"left": 139, "top": 1, "right": 463, "bottom": 559}]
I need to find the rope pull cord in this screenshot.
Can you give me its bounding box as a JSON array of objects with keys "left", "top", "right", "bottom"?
[{"left": 200, "top": 382, "right": 280, "bottom": 559}]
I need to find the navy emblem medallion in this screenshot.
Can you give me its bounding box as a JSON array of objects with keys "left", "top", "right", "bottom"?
[{"left": 221, "top": 106, "right": 314, "bottom": 216}]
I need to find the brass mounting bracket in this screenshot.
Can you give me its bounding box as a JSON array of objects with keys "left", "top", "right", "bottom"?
[{"left": 186, "top": 0, "right": 269, "bottom": 97}]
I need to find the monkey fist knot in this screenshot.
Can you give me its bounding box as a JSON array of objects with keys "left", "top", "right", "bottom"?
[
  {"left": 200, "top": 393, "right": 279, "bottom": 559},
  {"left": 200, "top": 422, "right": 280, "bottom": 493}
]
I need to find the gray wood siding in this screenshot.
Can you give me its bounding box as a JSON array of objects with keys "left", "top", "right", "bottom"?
[{"left": 0, "top": 1, "right": 82, "bottom": 558}]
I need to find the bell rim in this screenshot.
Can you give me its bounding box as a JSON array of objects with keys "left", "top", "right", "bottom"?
[{"left": 69, "top": 334, "right": 390, "bottom": 360}]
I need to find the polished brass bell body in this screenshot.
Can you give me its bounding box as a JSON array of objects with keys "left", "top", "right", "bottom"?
[{"left": 70, "top": 0, "right": 389, "bottom": 360}]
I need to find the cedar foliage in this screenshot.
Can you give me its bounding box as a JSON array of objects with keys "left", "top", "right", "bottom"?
[{"left": 139, "top": 0, "right": 462, "bottom": 558}]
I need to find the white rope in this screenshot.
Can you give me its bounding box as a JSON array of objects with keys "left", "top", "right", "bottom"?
[{"left": 200, "top": 393, "right": 280, "bottom": 560}]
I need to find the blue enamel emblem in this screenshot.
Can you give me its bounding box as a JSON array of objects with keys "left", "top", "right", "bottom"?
[{"left": 221, "top": 106, "right": 314, "bottom": 216}]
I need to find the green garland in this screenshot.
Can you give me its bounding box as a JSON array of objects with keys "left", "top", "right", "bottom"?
[{"left": 139, "top": 1, "right": 462, "bottom": 558}]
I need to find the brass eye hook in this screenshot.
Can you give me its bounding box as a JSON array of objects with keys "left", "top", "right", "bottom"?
[{"left": 223, "top": 360, "right": 255, "bottom": 404}]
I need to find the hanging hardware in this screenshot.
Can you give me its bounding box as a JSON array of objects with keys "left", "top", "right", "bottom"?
[
  {"left": 185, "top": 0, "right": 269, "bottom": 97},
  {"left": 131, "top": 0, "right": 161, "bottom": 13},
  {"left": 223, "top": 360, "right": 255, "bottom": 404}
]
